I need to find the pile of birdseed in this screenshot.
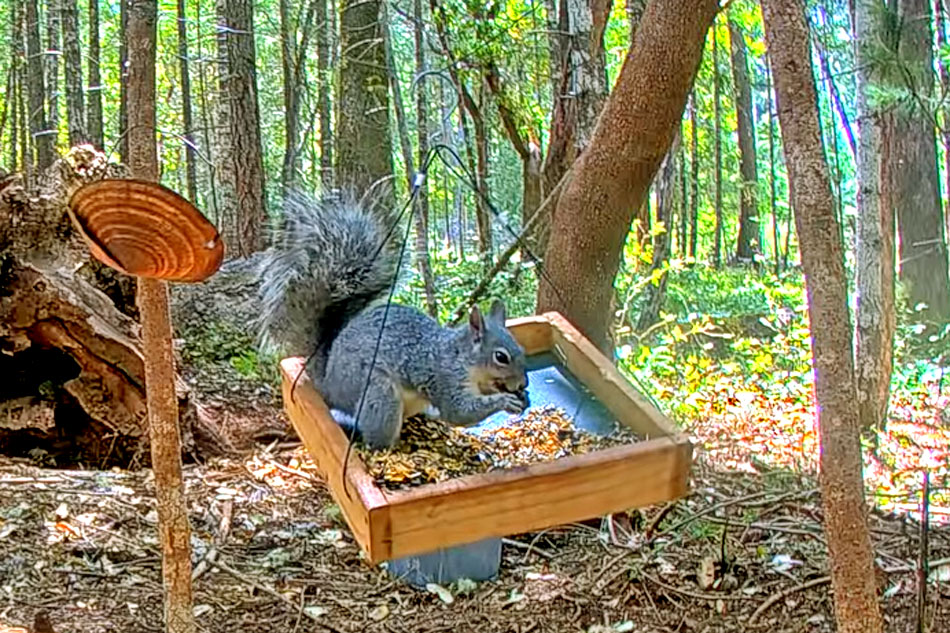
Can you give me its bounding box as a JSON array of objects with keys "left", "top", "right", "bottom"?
[{"left": 356, "top": 405, "right": 641, "bottom": 491}]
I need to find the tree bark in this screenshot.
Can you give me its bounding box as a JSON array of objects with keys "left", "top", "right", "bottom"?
[
  {"left": 177, "top": 0, "right": 198, "bottom": 202},
  {"left": 689, "top": 89, "right": 699, "bottom": 262},
  {"left": 26, "top": 0, "right": 55, "bottom": 171},
  {"left": 279, "top": 0, "right": 317, "bottom": 191},
  {"left": 536, "top": 0, "right": 718, "bottom": 352},
  {"left": 87, "top": 0, "right": 104, "bottom": 150},
  {"left": 216, "top": 0, "right": 267, "bottom": 256},
  {"left": 119, "top": 0, "right": 130, "bottom": 163},
  {"left": 337, "top": 0, "right": 394, "bottom": 201},
  {"left": 893, "top": 0, "right": 950, "bottom": 324},
  {"left": 637, "top": 131, "right": 680, "bottom": 332},
  {"left": 728, "top": 17, "right": 759, "bottom": 263},
  {"left": 854, "top": 0, "right": 896, "bottom": 432},
  {"left": 46, "top": 0, "right": 61, "bottom": 147},
  {"left": 539, "top": 0, "right": 612, "bottom": 256},
  {"left": 712, "top": 19, "right": 723, "bottom": 268},
  {"left": 316, "top": 0, "right": 333, "bottom": 187},
  {"left": 127, "top": 0, "right": 197, "bottom": 629},
  {"left": 413, "top": 0, "right": 437, "bottom": 316},
  {"left": 430, "top": 5, "right": 492, "bottom": 256},
  {"left": 384, "top": 8, "right": 437, "bottom": 315},
  {"left": 62, "top": 0, "right": 86, "bottom": 146},
  {"left": 767, "top": 58, "right": 781, "bottom": 275},
  {"left": 484, "top": 63, "right": 542, "bottom": 257},
  {"left": 761, "top": 3, "right": 884, "bottom": 633}
]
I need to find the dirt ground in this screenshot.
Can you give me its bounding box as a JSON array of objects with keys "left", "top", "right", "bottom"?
[
  {"left": 1, "top": 424, "right": 948, "bottom": 633},
  {"left": 1, "top": 266, "right": 948, "bottom": 632}
]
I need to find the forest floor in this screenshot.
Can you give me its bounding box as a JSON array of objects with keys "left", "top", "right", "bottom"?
[
  {"left": 3, "top": 392, "right": 949, "bottom": 632},
  {"left": 2, "top": 264, "right": 950, "bottom": 633}
]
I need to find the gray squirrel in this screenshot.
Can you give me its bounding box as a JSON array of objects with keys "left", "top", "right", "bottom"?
[{"left": 256, "top": 190, "right": 530, "bottom": 449}]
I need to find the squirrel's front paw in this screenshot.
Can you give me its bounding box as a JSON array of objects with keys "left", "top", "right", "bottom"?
[{"left": 497, "top": 392, "right": 528, "bottom": 415}]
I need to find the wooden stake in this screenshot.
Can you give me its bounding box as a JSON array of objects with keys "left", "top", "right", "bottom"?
[{"left": 126, "top": 1, "right": 196, "bottom": 631}]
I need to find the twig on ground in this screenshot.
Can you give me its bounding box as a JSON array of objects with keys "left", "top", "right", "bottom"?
[
  {"left": 207, "top": 558, "right": 345, "bottom": 633},
  {"left": 641, "top": 572, "right": 755, "bottom": 602},
  {"left": 747, "top": 576, "right": 831, "bottom": 626},
  {"left": 502, "top": 537, "right": 554, "bottom": 560},
  {"left": 269, "top": 459, "right": 317, "bottom": 483}
]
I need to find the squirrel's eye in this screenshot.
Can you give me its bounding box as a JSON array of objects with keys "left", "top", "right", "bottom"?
[{"left": 493, "top": 350, "right": 510, "bottom": 365}]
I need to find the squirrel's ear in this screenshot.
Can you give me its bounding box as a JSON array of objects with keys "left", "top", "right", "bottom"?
[
  {"left": 488, "top": 299, "right": 507, "bottom": 324},
  {"left": 469, "top": 305, "right": 485, "bottom": 342}
]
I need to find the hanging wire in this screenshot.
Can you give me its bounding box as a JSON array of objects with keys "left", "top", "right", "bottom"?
[{"left": 340, "top": 149, "right": 438, "bottom": 498}]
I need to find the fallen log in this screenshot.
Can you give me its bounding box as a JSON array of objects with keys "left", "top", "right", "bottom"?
[{"left": 0, "top": 147, "right": 230, "bottom": 467}]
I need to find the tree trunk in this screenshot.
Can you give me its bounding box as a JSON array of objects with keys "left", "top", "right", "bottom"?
[
  {"left": 177, "top": 0, "right": 198, "bottom": 202},
  {"left": 413, "top": 0, "right": 437, "bottom": 316},
  {"left": 195, "top": 0, "right": 219, "bottom": 223},
  {"left": 937, "top": 1, "right": 950, "bottom": 250},
  {"left": 712, "top": 20, "right": 723, "bottom": 268},
  {"left": 484, "top": 63, "right": 542, "bottom": 257},
  {"left": 46, "top": 0, "right": 61, "bottom": 148},
  {"left": 337, "top": 0, "right": 394, "bottom": 201},
  {"left": 430, "top": 5, "right": 492, "bottom": 256},
  {"left": 761, "top": 3, "right": 884, "bottom": 632},
  {"left": 539, "top": 0, "right": 612, "bottom": 256},
  {"left": 893, "top": 0, "right": 950, "bottom": 325},
  {"left": 384, "top": 7, "right": 437, "bottom": 315},
  {"left": 216, "top": 0, "right": 267, "bottom": 256},
  {"left": 689, "top": 89, "right": 699, "bottom": 262},
  {"left": 767, "top": 58, "right": 781, "bottom": 275},
  {"left": 854, "top": 0, "right": 896, "bottom": 432},
  {"left": 536, "top": 0, "right": 718, "bottom": 352},
  {"left": 279, "top": 0, "right": 311, "bottom": 192},
  {"left": 119, "top": 0, "right": 129, "bottom": 163},
  {"left": 126, "top": 1, "right": 198, "bottom": 628},
  {"left": 728, "top": 17, "right": 759, "bottom": 263},
  {"left": 316, "top": 0, "right": 333, "bottom": 187},
  {"left": 637, "top": 131, "right": 680, "bottom": 332},
  {"left": 61, "top": 0, "right": 85, "bottom": 146},
  {"left": 9, "top": 2, "right": 21, "bottom": 171},
  {"left": 26, "top": 0, "right": 54, "bottom": 171},
  {"left": 87, "top": 0, "right": 104, "bottom": 150}
]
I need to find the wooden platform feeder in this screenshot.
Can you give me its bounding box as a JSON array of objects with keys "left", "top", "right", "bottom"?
[{"left": 281, "top": 312, "right": 693, "bottom": 564}]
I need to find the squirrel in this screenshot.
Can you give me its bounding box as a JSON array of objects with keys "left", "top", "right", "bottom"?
[{"left": 256, "top": 189, "right": 530, "bottom": 449}]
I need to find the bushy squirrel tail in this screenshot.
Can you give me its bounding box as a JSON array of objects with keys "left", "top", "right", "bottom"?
[{"left": 256, "top": 189, "right": 397, "bottom": 381}]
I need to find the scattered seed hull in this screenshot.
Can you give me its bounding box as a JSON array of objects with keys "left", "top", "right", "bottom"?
[{"left": 356, "top": 406, "right": 640, "bottom": 491}]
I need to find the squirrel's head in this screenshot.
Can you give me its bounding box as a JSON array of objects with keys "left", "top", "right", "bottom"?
[{"left": 466, "top": 299, "right": 529, "bottom": 399}]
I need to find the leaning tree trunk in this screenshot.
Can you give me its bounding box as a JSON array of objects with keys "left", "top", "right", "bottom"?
[
  {"left": 536, "top": 0, "right": 718, "bottom": 352},
  {"left": 0, "top": 148, "right": 227, "bottom": 466},
  {"left": 761, "top": 2, "right": 885, "bottom": 633}
]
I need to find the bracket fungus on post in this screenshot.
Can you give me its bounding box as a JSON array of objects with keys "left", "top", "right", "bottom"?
[
  {"left": 67, "top": 178, "right": 224, "bottom": 283},
  {"left": 68, "top": 177, "right": 224, "bottom": 633}
]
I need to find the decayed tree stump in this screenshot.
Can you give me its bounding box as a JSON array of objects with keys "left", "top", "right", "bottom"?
[{"left": 0, "top": 147, "right": 229, "bottom": 466}]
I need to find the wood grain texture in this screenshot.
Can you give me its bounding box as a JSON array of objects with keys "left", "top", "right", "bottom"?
[
  {"left": 543, "top": 311, "right": 677, "bottom": 438},
  {"left": 67, "top": 179, "right": 224, "bottom": 282},
  {"left": 280, "top": 357, "right": 390, "bottom": 559},
  {"left": 280, "top": 313, "right": 692, "bottom": 564}
]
